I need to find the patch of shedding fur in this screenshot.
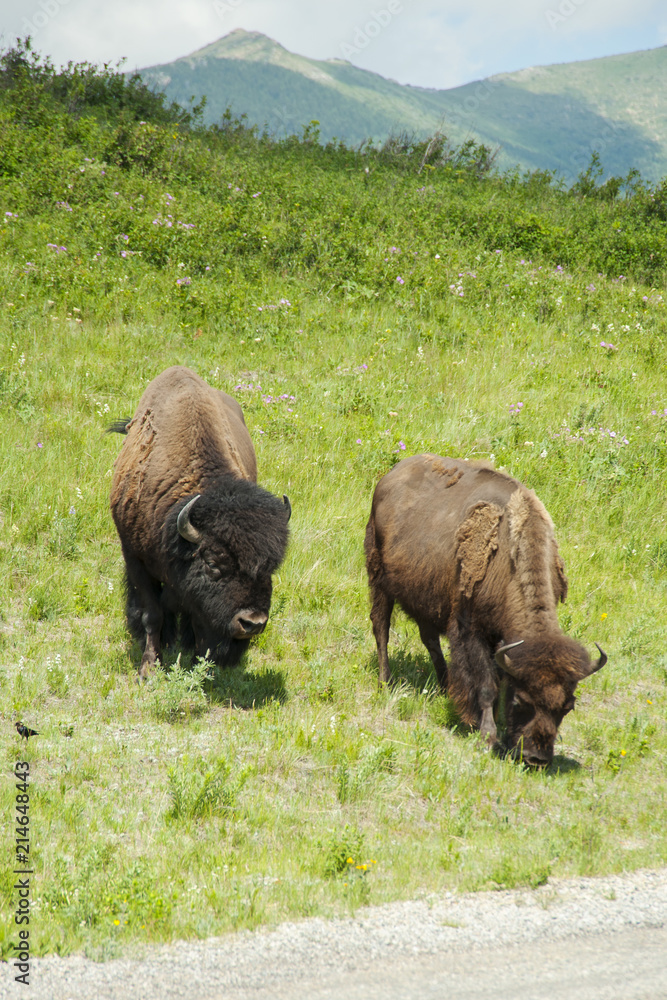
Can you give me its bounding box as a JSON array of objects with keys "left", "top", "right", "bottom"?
[
  {"left": 431, "top": 458, "right": 464, "bottom": 488},
  {"left": 455, "top": 501, "right": 503, "bottom": 598}
]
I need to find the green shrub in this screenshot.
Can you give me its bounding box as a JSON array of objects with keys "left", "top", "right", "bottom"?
[{"left": 166, "top": 755, "right": 250, "bottom": 821}]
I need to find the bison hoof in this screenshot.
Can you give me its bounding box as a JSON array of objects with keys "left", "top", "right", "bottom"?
[{"left": 138, "top": 659, "right": 154, "bottom": 681}]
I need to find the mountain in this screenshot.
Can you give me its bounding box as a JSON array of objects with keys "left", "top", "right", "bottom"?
[{"left": 138, "top": 30, "right": 667, "bottom": 182}]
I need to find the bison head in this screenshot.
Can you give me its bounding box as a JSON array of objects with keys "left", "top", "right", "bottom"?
[
  {"left": 164, "top": 476, "right": 290, "bottom": 665},
  {"left": 495, "top": 636, "right": 606, "bottom": 767}
]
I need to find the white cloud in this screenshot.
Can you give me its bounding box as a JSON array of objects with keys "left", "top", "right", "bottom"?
[{"left": 1, "top": 0, "right": 665, "bottom": 88}]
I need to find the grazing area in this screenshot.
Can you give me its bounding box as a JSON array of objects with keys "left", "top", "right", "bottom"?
[{"left": 0, "top": 42, "right": 666, "bottom": 960}]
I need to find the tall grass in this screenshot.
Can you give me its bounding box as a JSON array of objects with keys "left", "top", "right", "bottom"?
[{"left": 0, "top": 43, "right": 665, "bottom": 959}]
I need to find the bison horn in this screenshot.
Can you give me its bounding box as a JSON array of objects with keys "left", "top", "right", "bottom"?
[
  {"left": 177, "top": 495, "right": 202, "bottom": 544},
  {"left": 283, "top": 494, "right": 292, "bottom": 522},
  {"left": 494, "top": 640, "right": 525, "bottom": 677},
  {"left": 589, "top": 642, "right": 607, "bottom": 675}
]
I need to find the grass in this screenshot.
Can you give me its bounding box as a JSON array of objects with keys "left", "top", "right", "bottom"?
[{"left": 0, "top": 43, "right": 666, "bottom": 960}]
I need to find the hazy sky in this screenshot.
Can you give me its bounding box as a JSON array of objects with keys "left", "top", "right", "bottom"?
[{"left": 4, "top": 0, "right": 667, "bottom": 89}]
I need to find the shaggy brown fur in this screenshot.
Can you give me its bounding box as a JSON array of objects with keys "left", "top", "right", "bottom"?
[
  {"left": 110, "top": 366, "right": 289, "bottom": 677},
  {"left": 365, "top": 454, "right": 605, "bottom": 766}
]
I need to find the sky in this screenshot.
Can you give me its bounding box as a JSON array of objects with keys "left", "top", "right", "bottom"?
[{"left": 3, "top": 0, "right": 667, "bottom": 90}]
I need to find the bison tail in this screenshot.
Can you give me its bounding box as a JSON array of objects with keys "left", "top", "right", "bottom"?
[
  {"left": 106, "top": 419, "right": 132, "bottom": 435},
  {"left": 364, "top": 516, "right": 384, "bottom": 585}
]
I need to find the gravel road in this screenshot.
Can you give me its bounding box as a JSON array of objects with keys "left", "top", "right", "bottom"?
[{"left": 4, "top": 868, "right": 666, "bottom": 1000}]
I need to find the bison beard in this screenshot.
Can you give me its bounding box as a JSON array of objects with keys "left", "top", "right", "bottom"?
[
  {"left": 110, "top": 366, "right": 290, "bottom": 678},
  {"left": 365, "top": 454, "right": 606, "bottom": 767}
]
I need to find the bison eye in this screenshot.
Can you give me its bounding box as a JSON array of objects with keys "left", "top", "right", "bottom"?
[{"left": 202, "top": 554, "right": 227, "bottom": 580}]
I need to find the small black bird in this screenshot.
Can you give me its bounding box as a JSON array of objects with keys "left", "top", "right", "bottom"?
[{"left": 15, "top": 723, "right": 39, "bottom": 740}]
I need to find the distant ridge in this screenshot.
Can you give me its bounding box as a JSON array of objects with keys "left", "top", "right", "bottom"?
[{"left": 139, "top": 30, "right": 667, "bottom": 182}]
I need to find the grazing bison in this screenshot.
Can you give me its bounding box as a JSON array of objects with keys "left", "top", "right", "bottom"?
[
  {"left": 110, "top": 366, "right": 290, "bottom": 677},
  {"left": 365, "top": 454, "right": 606, "bottom": 766}
]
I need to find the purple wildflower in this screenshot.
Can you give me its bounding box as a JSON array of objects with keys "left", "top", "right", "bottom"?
[{"left": 396, "top": 276, "right": 405, "bottom": 285}]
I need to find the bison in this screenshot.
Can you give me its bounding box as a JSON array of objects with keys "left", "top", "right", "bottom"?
[
  {"left": 110, "top": 366, "right": 290, "bottom": 678},
  {"left": 365, "top": 454, "right": 606, "bottom": 766}
]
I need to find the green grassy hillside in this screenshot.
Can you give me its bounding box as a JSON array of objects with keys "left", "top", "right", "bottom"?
[
  {"left": 138, "top": 30, "right": 667, "bottom": 182},
  {"left": 0, "top": 44, "right": 666, "bottom": 959}
]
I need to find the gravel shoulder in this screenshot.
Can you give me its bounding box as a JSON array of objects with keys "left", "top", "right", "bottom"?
[{"left": 4, "top": 868, "right": 667, "bottom": 1000}]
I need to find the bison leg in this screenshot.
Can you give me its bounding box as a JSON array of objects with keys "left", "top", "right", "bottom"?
[
  {"left": 160, "top": 585, "right": 181, "bottom": 650},
  {"left": 370, "top": 587, "right": 394, "bottom": 686},
  {"left": 417, "top": 622, "right": 448, "bottom": 691},
  {"left": 447, "top": 625, "right": 499, "bottom": 745},
  {"left": 122, "top": 550, "right": 163, "bottom": 679}
]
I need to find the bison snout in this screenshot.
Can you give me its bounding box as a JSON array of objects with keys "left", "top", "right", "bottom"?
[
  {"left": 508, "top": 741, "right": 553, "bottom": 768},
  {"left": 231, "top": 610, "right": 268, "bottom": 638}
]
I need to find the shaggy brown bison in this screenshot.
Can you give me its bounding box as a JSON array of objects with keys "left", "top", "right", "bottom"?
[
  {"left": 365, "top": 454, "right": 606, "bottom": 766},
  {"left": 110, "top": 366, "right": 290, "bottom": 677}
]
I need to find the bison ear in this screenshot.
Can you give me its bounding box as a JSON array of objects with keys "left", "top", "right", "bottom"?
[
  {"left": 282, "top": 495, "right": 291, "bottom": 522},
  {"left": 579, "top": 642, "right": 607, "bottom": 678},
  {"left": 494, "top": 640, "right": 525, "bottom": 679}
]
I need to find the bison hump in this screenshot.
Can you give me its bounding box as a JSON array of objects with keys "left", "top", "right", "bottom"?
[{"left": 455, "top": 501, "right": 503, "bottom": 598}]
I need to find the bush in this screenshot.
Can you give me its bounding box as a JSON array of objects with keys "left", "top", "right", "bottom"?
[{"left": 166, "top": 755, "right": 251, "bottom": 820}]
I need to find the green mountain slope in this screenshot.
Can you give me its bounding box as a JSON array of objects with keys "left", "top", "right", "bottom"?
[{"left": 138, "top": 30, "right": 667, "bottom": 181}]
